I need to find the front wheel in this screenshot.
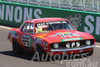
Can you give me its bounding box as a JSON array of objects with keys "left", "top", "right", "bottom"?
[
  {"left": 87, "top": 48, "right": 94, "bottom": 56},
  {"left": 36, "top": 45, "right": 49, "bottom": 61},
  {"left": 12, "top": 40, "right": 23, "bottom": 55}
]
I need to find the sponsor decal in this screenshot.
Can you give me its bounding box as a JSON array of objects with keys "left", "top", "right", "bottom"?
[
  {"left": 32, "top": 40, "right": 37, "bottom": 50},
  {"left": 50, "top": 32, "right": 79, "bottom": 38},
  {"left": 33, "top": 37, "right": 48, "bottom": 50},
  {"left": 10, "top": 31, "right": 19, "bottom": 38},
  {"left": 10, "top": 31, "right": 16, "bottom": 34},
  {"left": 61, "top": 38, "right": 83, "bottom": 42},
  {"left": 37, "top": 21, "right": 66, "bottom": 26},
  {"left": 33, "top": 37, "right": 44, "bottom": 44}
]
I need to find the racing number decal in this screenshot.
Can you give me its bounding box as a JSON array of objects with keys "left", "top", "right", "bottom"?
[{"left": 22, "top": 35, "right": 31, "bottom": 47}]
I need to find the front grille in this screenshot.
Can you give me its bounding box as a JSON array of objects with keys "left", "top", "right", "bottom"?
[{"left": 50, "top": 39, "right": 94, "bottom": 49}]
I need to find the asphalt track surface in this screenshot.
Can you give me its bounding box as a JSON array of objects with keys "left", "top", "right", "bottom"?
[{"left": 0, "top": 25, "right": 100, "bottom": 67}]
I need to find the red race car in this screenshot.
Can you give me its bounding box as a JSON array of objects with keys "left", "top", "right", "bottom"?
[{"left": 8, "top": 18, "right": 95, "bottom": 59}]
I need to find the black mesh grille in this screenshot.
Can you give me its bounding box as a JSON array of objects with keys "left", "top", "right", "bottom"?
[{"left": 50, "top": 39, "right": 94, "bottom": 49}]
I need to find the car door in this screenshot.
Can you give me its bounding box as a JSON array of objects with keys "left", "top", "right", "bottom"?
[{"left": 21, "top": 23, "right": 34, "bottom": 50}]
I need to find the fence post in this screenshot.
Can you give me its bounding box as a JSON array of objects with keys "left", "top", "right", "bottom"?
[
  {"left": 58, "top": 0, "right": 60, "bottom": 8},
  {"left": 27, "top": 0, "right": 29, "bottom": 4},
  {"left": 49, "top": 0, "right": 51, "bottom": 7},
  {"left": 83, "top": 0, "right": 86, "bottom": 11},
  {"left": 97, "top": 0, "right": 99, "bottom": 13},
  {"left": 92, "top": 0, "right": 94, "bottom": 11},
  {"left": 70, "top": 0, "right": 72, "bottom": 10}
]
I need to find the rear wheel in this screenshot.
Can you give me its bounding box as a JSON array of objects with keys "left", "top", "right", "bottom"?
[{"left": 12, "top": 39, "right": 23, "bottom": 55}]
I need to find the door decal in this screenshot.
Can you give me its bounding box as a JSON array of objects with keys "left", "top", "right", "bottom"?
[{"left": 22, "top": 35, "right": 31, "bottom": 47}]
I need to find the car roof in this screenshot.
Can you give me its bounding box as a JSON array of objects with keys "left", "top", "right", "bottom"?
[{"left": 26, "top": 18, "right": 67, "bottom": 23}]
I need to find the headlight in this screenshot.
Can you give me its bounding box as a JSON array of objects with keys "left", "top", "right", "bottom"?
[
  {"left": 66, "top": 43, "right": 70, "bottom": 48},
  {"left": 86, "top": 40, "right": 91, "bottom": 45},
  {"left": 71, "top": 42, "right": 75, "bottom": 47},
  {"left": 76, "top": 42, "right": 80, "bottom": 47},
  {"left": 53, "top": 43, "right": 59, "bottom": 48}
]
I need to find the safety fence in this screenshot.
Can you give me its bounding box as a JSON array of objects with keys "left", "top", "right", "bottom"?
[{"left": 1, "top": 0, "right": 100, "bottom": 13}]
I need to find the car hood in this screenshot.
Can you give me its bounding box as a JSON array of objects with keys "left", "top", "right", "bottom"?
[{"left": 34, "top": 30, "right": 94, "bottom": 43}]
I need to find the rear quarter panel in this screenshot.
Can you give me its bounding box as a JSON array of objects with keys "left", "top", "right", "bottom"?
[{"left": 8, "top": 28, "right": 23, "bottom": 47}]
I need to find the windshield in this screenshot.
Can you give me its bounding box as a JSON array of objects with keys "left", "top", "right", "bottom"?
[{"left": 35, "top": 21, "right": 75, "bottom": 33}]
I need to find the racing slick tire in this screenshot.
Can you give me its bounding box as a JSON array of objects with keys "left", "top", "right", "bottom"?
[
  {"left": 36, "top": 45, "right": 49, "bottom": 61},
  {"left": 87, "top": 48, "right": 94, "bottom": 56},
  {"left": 12, "top": 39, "right": 23, "bottom": 55}
]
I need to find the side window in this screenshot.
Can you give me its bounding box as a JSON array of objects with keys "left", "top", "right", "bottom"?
[{"left": 22, "top": 23, "right": 33, "bottom": 34}]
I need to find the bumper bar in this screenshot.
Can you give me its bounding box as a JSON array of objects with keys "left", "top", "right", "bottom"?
[{"left": 51, "top": 45, "right": 95, "bottom": 52}]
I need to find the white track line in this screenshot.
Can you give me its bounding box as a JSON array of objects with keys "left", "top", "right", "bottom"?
[
  {"left": 95, "top": 45, "right": 100, "bottom": 48},
  {"left": 0, "top": 25, "right": 100, "bottom": 48},
  {"left": 0, "top": 25, "right": 12, "bottom": 30}
]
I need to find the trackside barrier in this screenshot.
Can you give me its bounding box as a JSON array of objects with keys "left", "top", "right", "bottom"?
[{"left": 0, "top": 1, "right": 100, "bottom": 41}]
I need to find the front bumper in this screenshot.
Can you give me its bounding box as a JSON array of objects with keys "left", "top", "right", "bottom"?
[{"left": 51, "top": 45, "right": 95, "bottom": 52}]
